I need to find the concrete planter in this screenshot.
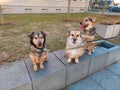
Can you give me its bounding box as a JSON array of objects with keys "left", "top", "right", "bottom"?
[
  {"left": 98, "top": 41, "right": 120, "bottom": 66},
  {"left": 96, "top": 24, "right": 120, "bottom": 39},
  {"left": 0, "top": 41, "right": 120, "bottom": 90}
]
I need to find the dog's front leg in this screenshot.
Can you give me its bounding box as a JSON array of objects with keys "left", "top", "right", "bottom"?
[
  {"left": 32, "top": 59, "right": 38, "bottom": 71},
  {"left": 75, "top": 55, "right": 79, "bottom": 63},
  {"left": 39, "top": 57, "right": 45, "bottom": 70},
  {"left": 30, "top": 55, "right": 38, "bottom": 71},
  {"left": 67, "top": 53, "right": 72, "bottom": 63}
]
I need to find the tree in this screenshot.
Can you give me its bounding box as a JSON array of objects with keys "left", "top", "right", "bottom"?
[
  {"left": 0, "top": 4, "right": 4, "bottom": 25},
  {"left": 67, "top": 0, "right": 71, "bottom": 20},
  {"left": 102, "top": 0, "right": 107, "bottom": 16}
]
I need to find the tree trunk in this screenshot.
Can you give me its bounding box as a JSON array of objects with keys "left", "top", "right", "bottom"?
[
  {"left": 67, "top": 0, "right": 71, "bottom": 20},
  {"left": 0, "top": 4, "right": 4, "bottom": 25},
  {"left": 102, "top": 0, "right": 107, "bottom": 16}
]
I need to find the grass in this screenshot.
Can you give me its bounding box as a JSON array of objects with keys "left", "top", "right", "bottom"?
[{"left": 0, "top": 13, "right": 120, "bottom": 64}]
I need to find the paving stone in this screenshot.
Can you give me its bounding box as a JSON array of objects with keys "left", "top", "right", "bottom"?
[
  {"left": 107, "top": 61, "right": 120, "bottom": 76},
  {"left": 90, "top": 70, "right": 120, "bottom": 90},
  {"left": 24, "top": 53, "right": 66, "bottom": 90},
  {"left": 0, "top": 60, "right": 32, "bottom": 90},
  {"left": 53, "top": 50, "right": 90, "bottom": 86},
  {"left": 88, "top": 47, "right": 108, "bottom": 75},
  {"left": 66, "top": 77, "right": 104, "bottom": 90}
]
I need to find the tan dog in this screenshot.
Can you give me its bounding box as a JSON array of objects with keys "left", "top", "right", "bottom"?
[
  {"left": 80, "top": 17, "right": 96, "bottom": 55},
  {"left": 28, "top": 31, "right": 48, "bottom": 71},
  {"left": 66, "top": 29, "right": 85, "bottom": 63}
]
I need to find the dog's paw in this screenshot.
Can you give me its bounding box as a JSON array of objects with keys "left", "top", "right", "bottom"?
[
  {"left": 88, "top": 52, "right": 92, "bottom": 55},
  {"left": 33, "top": 66, "right": 37, "bottom": 72},
  {"left": 67, "top": 59, "right": 71, "bottom": 63},
  {"left": 40, "top": 65, "right": 44, "bottom": 70},
  {"left": 75, "top": 59, "right": 79, "bottom": 63},
  {"left": 92, "top": 49, "right": 94, "bottom": 53}
]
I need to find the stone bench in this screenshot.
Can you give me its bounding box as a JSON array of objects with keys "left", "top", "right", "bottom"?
[{"left": 0, "top": 41, "right": 120, "bottom": 90}]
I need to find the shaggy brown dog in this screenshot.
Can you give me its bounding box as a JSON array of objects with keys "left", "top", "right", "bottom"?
[
  {"left": 28, "top": 31, "right": 48, "bottom": 71},
  {"left": 80, "top": 17, "right": 96, "bottom": 55}
]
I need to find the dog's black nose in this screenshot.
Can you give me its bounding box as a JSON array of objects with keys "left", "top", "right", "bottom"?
[
  {"left": 38, "top": 41, "right": 42, "bottom": 46},
  {"left": 80, "top": 22, "right": 82, "bottom": 25},
  {"left": 73, "top": 39, "right": 76, "bottom": 42}
]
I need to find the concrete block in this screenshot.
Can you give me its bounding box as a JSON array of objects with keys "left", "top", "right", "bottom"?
[
  {"left": 90, "top": 70, "right": 120, "bottom": 90},
  {"left": 107, "top": 61, "right": 120, "bottom": 76},
  {"left": 107, "top": 45, "right": 120, "bottom": 66},
  {"left": 0, "top": 60, "right": 32, "bottom": 90},
  {"left": 100, "top": 41, "right": 120, "bottom": 66},
  {"left": 112, "top": 25, "right": 120, "bottom": 37},
  {"left": 53, "top": 50, "right": 90, "bottom": 86},
  {"left": 96, "top": 24, "right": 114, "bottom": 39},
  {"left": 88, "top": 47, "right": 108, "bottom": 75},
  {"left": 24, "top": 53, "right": 66, "bottom": 90},
  {"left": 66, "top": 77, "right": 104, "bottom": 90}
]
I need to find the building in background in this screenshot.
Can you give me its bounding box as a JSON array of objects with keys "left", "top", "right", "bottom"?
[{"left": 1, "top": 0, "right": 89, "bottom": 14}]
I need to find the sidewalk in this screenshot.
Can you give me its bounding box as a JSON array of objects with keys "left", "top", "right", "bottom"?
[{"left": 64, "top": 61, "right": 120, "bottom": 90}]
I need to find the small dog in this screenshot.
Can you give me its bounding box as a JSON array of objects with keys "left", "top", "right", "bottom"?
[
  {"left": 66, "top": 29, "right": 85, "bottom": 63},
  {"left": 28, "top": 31, "right": 48, "bottom": 71},
  {"left": 80, "top": 17, "right": 96, "bottom": 55}
]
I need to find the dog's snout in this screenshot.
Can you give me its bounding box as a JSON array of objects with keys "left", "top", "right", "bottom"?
[
  {"left": 80, "top": 22, "right": 82, "bottom": 25},
  {"left": 38, "top": 41, "right": 42, "bottom": 46},
  {"left": 73, "top": 38, "right": 76, "bottom": 42}
]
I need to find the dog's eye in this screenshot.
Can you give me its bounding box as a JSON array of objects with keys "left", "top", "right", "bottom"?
[
  {"left": 85, "top": 19, "right": 88, "bottom": 21},
  {"left": 34, "top": 37, "right": 38, "bottom": 39},
  {"left": 41, "top": 37, "right": 43, "bottom": 39},
  {"left": 71, "top": 34, "right": 74, "bottom": 36},
  {"left": 77, "top": 35, "right": 79, "bottom": 37}
]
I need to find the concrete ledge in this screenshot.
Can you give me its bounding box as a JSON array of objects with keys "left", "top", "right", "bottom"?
[
  {"left": 98, "top": 41, "right": 120, "bottom": 66},
  {"left": 24, "top": 53, "right": 66, "bottom": 90},
  {"left": 53, "top": 50, "right": 90, "bottom": 86},
  {"left": 88, "top": 47, "right": 108, "bottom": 75},
  {"left": 1, "top": 41, "right": 120, "bottom": 90},
  {"left": 0, "top": 60, "right": 32, "bottom": 90}
]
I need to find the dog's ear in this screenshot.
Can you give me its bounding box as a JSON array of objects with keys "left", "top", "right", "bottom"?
[
  {"left": 41, "top": 31, "right": 47, "bottom": 36},
  {"left": 92, "top": 18, "right": 96, "bottom": 22},
  {"left": 67, "top": 31, "right": 70, "bottom": 37},
  {"left": 28, "top": 32, "right": 34, "bottom": 38},
  {"left": 88, "top": 16, "right": 93, "bottom": 22}
]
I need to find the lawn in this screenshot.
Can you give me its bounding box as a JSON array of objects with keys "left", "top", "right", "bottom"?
[{"left": 0, "top": 13, "right": 120, "bottom": 64}]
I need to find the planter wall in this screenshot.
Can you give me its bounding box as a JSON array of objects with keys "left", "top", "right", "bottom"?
[
  {"left": 0, "top": 41, "right": 120, "bottom": 90},
  {"left": 96, "top": 24, "right": 120, "bottom": 39}
]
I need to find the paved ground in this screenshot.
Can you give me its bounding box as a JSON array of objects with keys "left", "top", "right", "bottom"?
[{"left": 65, "top": 61, "right": 120, "bottom": 90}]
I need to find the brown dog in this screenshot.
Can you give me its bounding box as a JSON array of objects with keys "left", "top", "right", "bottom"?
[
  {"left": 28, "top": 31, "right": 48, "bottom": 71},
  {"left": 66, "top": 29, "right": 85, "bottom": 63},
  {"left": 80, "top": 17, "right": 96, "bottom": 55}
]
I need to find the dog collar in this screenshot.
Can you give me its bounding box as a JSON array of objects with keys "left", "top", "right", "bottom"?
[{"left": 30, "top": 45, "right": 47, "bottom": 54}]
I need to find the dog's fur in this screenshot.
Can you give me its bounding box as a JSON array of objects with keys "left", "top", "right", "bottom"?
[
  {"left": 80, "top": 17, "right": 96, "bottom": 55},
  {"left": 66, "top": 29, "right": 85, "bottom": 63},
  {"left": 28, "top": 31, "right": 48, "bottom": 71}
]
